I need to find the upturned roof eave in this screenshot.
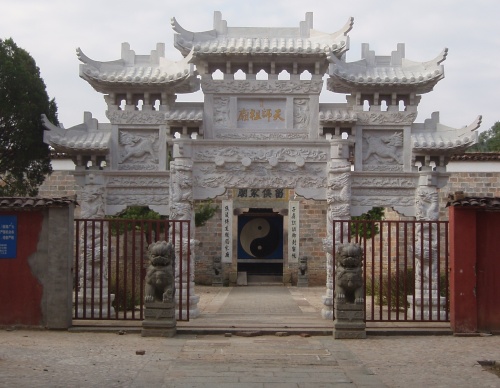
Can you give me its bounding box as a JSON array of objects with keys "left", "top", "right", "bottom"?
[
  {"left": 327, "top": 76, "right": 443, "bottom": 94},
  {"left": 172, "top": 13, "right": 352, "bottom": 59}
]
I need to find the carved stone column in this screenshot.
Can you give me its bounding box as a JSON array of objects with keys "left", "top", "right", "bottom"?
[
  {"left": 322, "top": 140, "right": 351, "bottom": 319},
  {"left": 408, "top": 185, "right": 446, "bottom": 320},
  {"left": 77, "top": 182, "right": 115, "bottom": 318},
  {"left": 169, "top": 153, "right": 200, "bottom": 319}
]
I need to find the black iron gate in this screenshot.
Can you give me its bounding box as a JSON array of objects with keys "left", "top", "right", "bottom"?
[
  {"left": 333, "top": 220, "right": 450, "bottom": 322},
  {"left": 73, "top": 219, "right": 191, "bottom": 321}
]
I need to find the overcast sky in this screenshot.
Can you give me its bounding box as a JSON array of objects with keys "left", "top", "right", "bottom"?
[{"left": 1, "top": 0, "right": 497, "bottom": 133}]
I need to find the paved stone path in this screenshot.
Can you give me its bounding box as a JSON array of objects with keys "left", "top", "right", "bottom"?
[
  {"left": 0, "top": 330, "right": 384, "bottom": 387},
  {"left": 2, "top": 286, "right": 499, "bottom": 387},
  {"left": 217, "top": 286, "right": 302, "bottom": 315},
  {"left": 2, "top": 329, "right": 500, "bottom": 387}
]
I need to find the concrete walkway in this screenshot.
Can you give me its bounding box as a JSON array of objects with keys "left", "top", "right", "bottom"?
[{"left": 2, "top": 286, "right": 499, "bottom": 387}]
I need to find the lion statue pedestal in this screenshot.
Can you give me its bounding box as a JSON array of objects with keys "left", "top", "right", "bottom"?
[
  {"left": 333, "top": 243, "right": 366, "bottom": 339},
  {"left": 141, "top": 241, "right": 176, "bottom": 337}
]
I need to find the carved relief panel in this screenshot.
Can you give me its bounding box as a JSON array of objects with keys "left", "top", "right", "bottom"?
[
  {"left": 350, "top": 174, "right": 418, "bottom": 216},
  {"left": 361, "top": 130, "right": 404, "bottom": 172},
  {"left": 118, "top": 130, "right": 160, "bottom": 171},
  {"left": 191, "top": 144, "right": 329, "bottom": 200}
]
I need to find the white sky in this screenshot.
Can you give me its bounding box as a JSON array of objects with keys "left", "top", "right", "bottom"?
[{"left": 1, "top": 0, "right": 497, "bottom": 133}]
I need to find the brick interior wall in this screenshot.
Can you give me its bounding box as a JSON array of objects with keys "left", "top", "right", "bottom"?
[
  {"left": 38, "top": 171, "right": 79, "bottom": 199},
  {"left": 439, "top": 172, "right": 500, "bottom": 220},
  {"left": 194, "top": 200, "right": 226, "bottom": 285},
  {"left": 298, "top": 200, "right": 327, "bottom": 286}
]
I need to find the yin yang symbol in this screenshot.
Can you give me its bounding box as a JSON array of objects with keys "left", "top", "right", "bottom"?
[{"left": 240, "top": 217, "right": 279, "bottom": 258}]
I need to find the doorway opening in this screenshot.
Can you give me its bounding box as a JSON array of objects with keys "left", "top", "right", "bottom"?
[{"left": 237, "top": 208, "right": 284, "bottom": 283}]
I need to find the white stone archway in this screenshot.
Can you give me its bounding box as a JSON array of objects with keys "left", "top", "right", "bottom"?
[{"left": 43, "top": 12, "right": 481, "bottom": 320}]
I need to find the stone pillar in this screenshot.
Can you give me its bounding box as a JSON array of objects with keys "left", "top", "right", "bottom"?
[
  {"left": 408, "top": 185, "right": 446, "bottom": 320},
  {"left": 142, "top": 241, "right": 176, "bottom": 337},
  {"left": 333, "top": 243, "right": 366, "bottom": 339},
  {"left": 76, "top": 182, "right": 115, "bottom": 318},
  {"left": 169, "top": 150, "right": 200, "bottom": 318},
  {"left": 322, "top": 140, "right": 351, "bottom": 319}
]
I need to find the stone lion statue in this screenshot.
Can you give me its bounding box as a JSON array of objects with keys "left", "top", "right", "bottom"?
[
  {"left": 144, "top": 241, "right": 175, "bottom": 303},
  {"left": 335, "top": 243, "right": 364, "bottom": 304}
]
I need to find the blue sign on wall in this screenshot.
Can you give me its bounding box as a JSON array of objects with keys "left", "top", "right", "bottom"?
[{"left": 0, "top": 215, "right": 17, "bottom": 259}]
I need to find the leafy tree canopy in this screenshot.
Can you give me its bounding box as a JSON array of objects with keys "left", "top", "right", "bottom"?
[
  {"left": 0, "top": 38, "right": 58, "bottom": 196},
  {"left": 351, "top": 207, "right": 385, "bottom": 239},
  {"left": 468, "top": 121, "right": 500, "bottom": 152}
]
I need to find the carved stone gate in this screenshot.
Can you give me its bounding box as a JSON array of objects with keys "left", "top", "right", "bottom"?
[{"left": 43, "top": 12, "right": 480, "bottom": 320}]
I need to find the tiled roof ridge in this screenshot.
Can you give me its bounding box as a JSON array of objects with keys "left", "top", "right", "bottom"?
[
  {"left": 446, "top": 195, "right": 500, "bottom": 209},
  {"left": 450, "top": 152, "right": 500, "bottom": 161},
  {"left": 0, "top": 197, "right": 77, "bottom": 209},
  {"left": 172, "top": 12, "right": 352, "bottom": 57}
]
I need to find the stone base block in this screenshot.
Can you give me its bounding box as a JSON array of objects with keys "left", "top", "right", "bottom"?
[
  {"left": 333, "top": 303, "right": 366, "bottom": 339},
  {"left": 142, "top": 302, "right": 176, "bottom": 337},
  {"left": 144, "top": 307, "right": 175, "bottom": 320},
  {"left": 297, "top": 276, "right": 308, "bottom": 287},
  {"left": 212, "top": 276, "right": 223, "bottom": 287}
]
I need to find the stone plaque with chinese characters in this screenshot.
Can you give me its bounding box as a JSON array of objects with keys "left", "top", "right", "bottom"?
[
  {"left": 237, "top": 99, "right": 286, "bottom": 130},
  {"left": 233, "top": 188, "right": 289, "bottom": 201},
  {"left": 221, "top": 200, "right": 233, "bottom": 263},
  {"left": 288, "top": 201, "right": 299, "bottom": 263}
]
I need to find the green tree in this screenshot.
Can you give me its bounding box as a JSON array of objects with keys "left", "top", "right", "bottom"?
[
  {"left": 350, "top": 207, "right": 385, "bottom": 239},
  {"left": 468, "top": 121, "right": 500, "bottom": 152},
  {"left": 195, "top": 200, "right": 219, "bottom": 227},
  {"left": 0, "top": 38, "right": 58, "bottom": 196}
]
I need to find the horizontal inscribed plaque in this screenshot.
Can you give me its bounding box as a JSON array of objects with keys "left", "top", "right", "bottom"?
[{"left": 237, "top": 99, "right": 286, "bottom": 130}]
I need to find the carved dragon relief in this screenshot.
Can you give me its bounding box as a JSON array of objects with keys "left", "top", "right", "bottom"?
[
  {"left": 293, "top": 99, "right": 310, "bottom": 130},
  {"left": 193, "top": 147, "right": 328, "bottom": 162},
  {"left": 107, "top": 110, "right": 166, "bottom": 125},
  {"left": 107, "top": 194, "right": 170, "bottom": 206},
  {"left": 357, "top": 111, "right": 418, "bottom": 125},
  {"left": 213, "top": 96, "right": 230, "bottom": 129},
  {"left": 107, "top": 176, "right": 169, "bottom": 186},
  {"left": 352, "top": 196, "right": 415, "bottom": 207},
  {"left": 79, "top": 185, "right": 105, "bottom": 218},
  {"left": 216, "top": 133, "right": 308, "bottom": 140},
  {"left": 351, "top": 176, "right": 416, "bottom": 188},
  {"left": 193, "top": 164, "right": 327, "bottom": 190},
  {"left": 415, "top": 186, "right": 439, "bottom": 221}
]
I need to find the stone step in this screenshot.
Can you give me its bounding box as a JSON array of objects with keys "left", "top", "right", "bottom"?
[{"left": 247, "top": 274, "right": 283, "bottom": 284}]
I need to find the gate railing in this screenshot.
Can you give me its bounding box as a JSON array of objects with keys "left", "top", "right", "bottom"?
[
  {"left": 333, "top": 220, "right": 449, "bottom": 322},
  {"left": 73, "top": 219, "right": 190, "bottom": 321}
]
